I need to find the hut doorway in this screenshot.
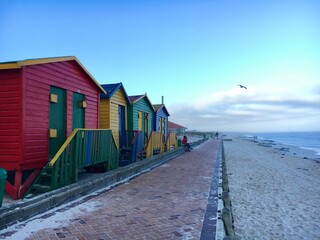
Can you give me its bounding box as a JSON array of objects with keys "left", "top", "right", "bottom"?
[
  {"left": 49, "top": 86, "right": 66, "bottom": 158},
  {"left": 118, "top": 105, "right": 126, "bottom": 148},
  {"left": 72, "top": 92, "right": 85, "bottom": 129}
]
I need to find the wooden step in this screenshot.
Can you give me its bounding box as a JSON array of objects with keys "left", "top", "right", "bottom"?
[
  {"left": 32, "top": 184, "right": 51, "bottom": 192},
  {"left": 24, "top": 193, "right": 36, "bottom": 199},
  {"left": 40, "top": 172, "right": 52, "bottom": 178}
]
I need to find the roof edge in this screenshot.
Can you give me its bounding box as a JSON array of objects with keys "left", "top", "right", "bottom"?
[{"left": 0, "top": 56, "right": 106, "bottom": 94}]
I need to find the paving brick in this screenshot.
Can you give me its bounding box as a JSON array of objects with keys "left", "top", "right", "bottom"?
[{"left": 4, "top": 139, "right": 221, "bottom": 240}]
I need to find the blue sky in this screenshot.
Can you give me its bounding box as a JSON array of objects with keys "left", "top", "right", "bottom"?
[{"left": 1, "top": 0, "right": 319, "bottom": 132}]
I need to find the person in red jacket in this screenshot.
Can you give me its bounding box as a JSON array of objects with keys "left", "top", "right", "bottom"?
[{"left": 182, "top": 135, "right": 191, "bottom": 151}]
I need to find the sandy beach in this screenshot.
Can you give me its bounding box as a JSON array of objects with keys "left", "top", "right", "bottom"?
[{"left": 223, "top": 136, "right": 320, "bottom": 240}]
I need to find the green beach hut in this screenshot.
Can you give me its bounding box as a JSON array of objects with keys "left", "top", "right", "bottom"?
[{"left": 127, "top": 94, "right": 155, "bottom": 145}]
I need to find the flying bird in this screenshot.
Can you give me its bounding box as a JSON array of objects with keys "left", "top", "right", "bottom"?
[{"left": 238, "top": 85, "right": 247, "bottom": 90}]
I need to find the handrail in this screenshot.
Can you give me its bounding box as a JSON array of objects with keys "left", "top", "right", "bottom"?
[
  {"left": 53, "top": 128, "right": 118, "bottom": 185},
  {"left": 49, "top": 128, "right": 79, "bottom": 167},
  {"left": 130, "top": 130, "right": 142, "bottom": 145},
  {"left": 165, "top": 132, "right": 178, "bottom": 151},
  {"left": 131, "top": 131, "right": 143, "bottom": 162},
  {"left": 120, "top": 130, "right": 143, "bottom": 163},
  {"left": 27, "top": 128, "right": 119, "bottom": 196},
  {"left": 49, "top": 128, "right": 114, "bottom": 167},
  {"left": 145, "top": 131, "right": 164, "bottom": 158}
]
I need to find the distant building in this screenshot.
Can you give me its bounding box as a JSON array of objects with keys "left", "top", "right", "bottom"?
[{"left": 168, "top": 121, "right": 187, "bottom": 134}]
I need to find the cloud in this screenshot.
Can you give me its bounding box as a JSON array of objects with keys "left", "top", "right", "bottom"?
[{"left": 169, "top": 85, "right": 320, "bottom": 132}]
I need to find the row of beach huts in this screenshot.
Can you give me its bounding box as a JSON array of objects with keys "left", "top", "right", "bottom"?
[{"left": 0, "top": 56, "right": 185, "bottom": 200}]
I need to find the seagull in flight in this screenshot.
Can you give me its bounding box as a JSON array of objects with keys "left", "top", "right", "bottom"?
[{"left": 238, "top": 85, "right": 247, "bottom": 90}]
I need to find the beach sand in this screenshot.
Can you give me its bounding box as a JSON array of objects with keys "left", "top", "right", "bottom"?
[{"left": 223, "top": 136, "right": 320, "bottom": 240}]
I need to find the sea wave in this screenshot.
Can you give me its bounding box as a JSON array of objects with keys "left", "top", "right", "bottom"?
[{"left": 243, "top": 131, "right": 320, "bottom": 157}]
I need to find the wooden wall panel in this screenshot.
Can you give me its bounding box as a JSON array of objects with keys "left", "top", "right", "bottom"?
[
  {"left": 99, "top": 99, "right": 110, "bottom": 129},
  {"left": 0, "top": 69, "right": 23, "bottom": 169}
]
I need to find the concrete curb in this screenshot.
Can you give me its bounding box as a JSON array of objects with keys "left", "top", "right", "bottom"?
[
  {"left": 200, "top": 140, "right": 222, "bottom": 240},
  {"left": 219, "top": 141, "right": 236, "bottom": 240},
  {"left": 0, "top": 139, "right": 207, "bottom": 230}
]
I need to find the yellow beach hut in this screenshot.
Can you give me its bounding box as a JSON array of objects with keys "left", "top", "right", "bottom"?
[{"left": 100, "top": 83, "right": 130, "bottom": 148}]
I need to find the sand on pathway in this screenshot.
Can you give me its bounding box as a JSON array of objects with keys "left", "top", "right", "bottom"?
[{"left": 223, "top": 137, "right": 320, "bottom": 240}]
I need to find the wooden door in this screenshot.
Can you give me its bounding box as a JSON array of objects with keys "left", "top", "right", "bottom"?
[
  {"left": 72, "top": 92, "right": 85, "bottom": 129},
  {"left": 118, "top": 105, "right": 126, "bottom": 148},
  {"left": 49, "top": 86, "right": 66, "bottom": 158}
]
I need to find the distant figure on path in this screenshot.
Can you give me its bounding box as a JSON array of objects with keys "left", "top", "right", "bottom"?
[
  {"left": 182, "top": 135, "right": 191, "bottom": 152},
  {"left": 215, "top": 132, "right": 219, "bottom": 139}
]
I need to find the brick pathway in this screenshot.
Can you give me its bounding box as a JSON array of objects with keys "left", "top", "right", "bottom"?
[{"left": 7, "top": 139, "right": 221, "bottom": 240}]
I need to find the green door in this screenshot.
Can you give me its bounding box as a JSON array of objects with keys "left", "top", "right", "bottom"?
[
  {"left": 72, "top": 92, "right": 85, "bottom": 129},
  {"left": 49, "top": 86, "right": 66, "bottom": 158}
]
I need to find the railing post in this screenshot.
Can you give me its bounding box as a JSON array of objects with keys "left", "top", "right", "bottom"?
[
  {"left": 72, "top": 131, "right": 79, "bottom": 182},
  {"left": 86, "top": 131, "right": 92, "bottom": 166}
]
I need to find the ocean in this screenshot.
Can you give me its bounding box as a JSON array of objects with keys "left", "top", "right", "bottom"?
[{"left": 243, "top": 132, "right": 320, "bottom": 156}]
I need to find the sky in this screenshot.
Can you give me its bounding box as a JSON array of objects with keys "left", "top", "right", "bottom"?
[{"left": 1, "top": 0, "right": 319, "bottom": 132}]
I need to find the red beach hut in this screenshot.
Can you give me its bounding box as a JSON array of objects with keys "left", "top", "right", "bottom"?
[{"left": 0, "top": 56, "right": 105, "bottom": 199}]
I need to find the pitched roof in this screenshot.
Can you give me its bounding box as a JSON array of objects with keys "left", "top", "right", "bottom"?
[
  {"left": 128, "top": 95, "right": 144, "bottom": 103},
  {"left": 168, "top": 121, "right": 187, "bottom": 129},
  {"left": 0, "top": 56, "right": 106, "bottom": 94},
  {"left": 153, "top": 104, "right": 163, "bottom": 111},
  {"left": 153, "top": 104, "right": 170, "bottom": 116},
  {"left": 100, "top": 82, "right": 130, "bottom": 103},
  {"left": 129, "top": 93, "right": 155, "bottom": 111}
]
